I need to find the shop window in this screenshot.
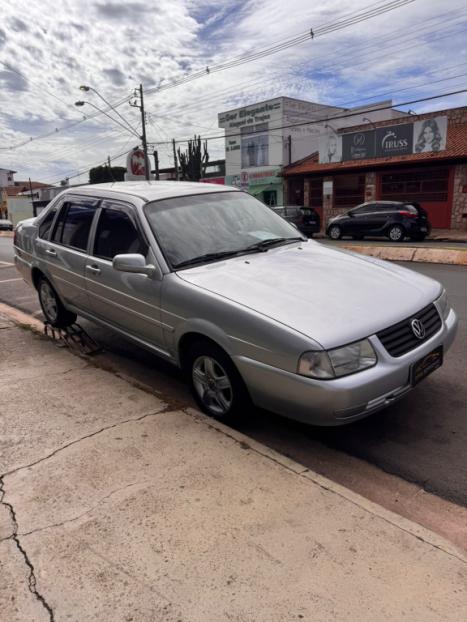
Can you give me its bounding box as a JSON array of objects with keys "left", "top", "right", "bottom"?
[
  {"left": 380, "top": 168, "right": 449, "bottom": 203},
  {"left": 334, "top": 175, "right": 365, "bottom": 208}
]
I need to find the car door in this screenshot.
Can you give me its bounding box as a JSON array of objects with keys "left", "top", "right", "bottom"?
[
  {"left": 365, "top": 203, "right": 393, "bottom": 234},
  {"left": 36, "top": 196, "right": 98, "bottom": 312},
  {"left": 85, "top": 200, "right": 165, "bottom": 349},
  {"left": 346, "top": 205, "right": 372, "bottom": 235}
]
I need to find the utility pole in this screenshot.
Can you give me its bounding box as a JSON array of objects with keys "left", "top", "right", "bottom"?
[
  {"left": 130, "top": 84, "right": 150, "bottom": 181},
  {"left": 28, "top": 177, "right": 37, "bottom": 217},
  {"left": 172, "top": 139, "right": 179, "bottom": 180},
  {"left": 107, "top": 155, "right": 115, "bottom": 182},
  {"left": 153, "top": 150, "right": 160, "bottom": 180}
]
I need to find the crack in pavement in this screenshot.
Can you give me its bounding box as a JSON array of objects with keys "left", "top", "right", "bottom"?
[
  {"left": 1, "top": 406, "right": 172, "bottom": 480},
  {"left": 0, "top": 407, "right": 175, "bottom": 620},
  {"left": 18, "top": 479, "right": 154, "bottom": 539},
  {"left": 0, "top": 476, "right": 55, "bottom": 621}
]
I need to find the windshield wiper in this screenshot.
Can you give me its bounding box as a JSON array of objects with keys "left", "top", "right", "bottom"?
[
  {"left": 173, "top": 250, "right": 244, "bottom": 269},
  {"left": 173, "top": 237, "right": 306, "bottom": 269},
  {"left": 245, "top": 236, "right": 305, "bottom": 252}
]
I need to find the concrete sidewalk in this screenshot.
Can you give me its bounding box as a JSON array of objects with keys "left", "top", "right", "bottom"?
[{"left": 1, "top": 316, "right": 466, "bottom": 622}]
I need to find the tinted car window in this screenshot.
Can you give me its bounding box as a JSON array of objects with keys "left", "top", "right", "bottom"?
[
  {"left": 52, "top": 202, "right": 96, "bottom": 251},
  {"left": 350, "top": 205, "right": 371, "bottom": 215},
  {"left": 94, "top": 208, "right": 147, "bottom": 260},
  {"left": 38, "top": 206, "right": 58, "bottom": 239}
]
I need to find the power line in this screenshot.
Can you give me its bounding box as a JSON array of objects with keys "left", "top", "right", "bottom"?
[
  {"left": 1, "top": 0, "right": 417, "bottom": 153},
  {"left": 142, "top": 12, "right": 467, "bottom": 130},
  {"left": 141, "top": 0, "right": 416, "bottom": 100},
  {"left": 151, "top": 88, "right": 467, "bottom": 145}
]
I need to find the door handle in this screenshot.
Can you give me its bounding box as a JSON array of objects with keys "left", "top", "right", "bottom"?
[
  {"left": 45, "top": 248, "right": 57, "bottom": 257},
  {"left": 86, "top": 264, "right": 101, "bottom": 275}
]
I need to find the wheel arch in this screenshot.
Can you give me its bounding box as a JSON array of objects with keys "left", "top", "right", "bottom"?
[
  {"left": 31, "top": 266, "right": 46, "bottom": 290},
  {"left": 177, "top": 328, "right": 232, "bottom": 371}
]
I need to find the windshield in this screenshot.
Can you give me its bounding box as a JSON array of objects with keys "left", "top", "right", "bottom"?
[{"left": 144, "top": 191, "right": 303, "bottom": 268}]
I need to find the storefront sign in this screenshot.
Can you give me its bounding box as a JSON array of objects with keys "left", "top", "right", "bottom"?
[
  {"left": 126, "top": 148, "right": 147, "bottom": 177},
  {"left": 375, "top": 123, "right": 413, "bottom": 157},
  {"left": 341, "top": 116, "right": 447, "bottom": 162},
  {"left": 342, "top": 130, "right": 375, "bottom": 161},
  {"left": 323, "top": 181, "right": 333, "bottom": 196},
  {"left": 246, "top": 168, "right": 281, "bottom": 186}
]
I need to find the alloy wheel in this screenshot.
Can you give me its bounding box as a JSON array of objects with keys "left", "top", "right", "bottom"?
[
  {"left": 329, "top": 225, "right": 341, "bottom": 240},
  {"left": 389, "top": 226, "right": 404, "bottom": 241},
  {"left": 192, "top": 355, "right": 233, "bottom": 416}
]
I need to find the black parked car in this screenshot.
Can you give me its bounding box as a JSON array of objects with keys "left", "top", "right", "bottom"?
[
  {"left": 326, "top": 201, "right": 431, "bottom": 242},
  {"left": 272, "top": 205, "right": 321, "bottom": 237}
]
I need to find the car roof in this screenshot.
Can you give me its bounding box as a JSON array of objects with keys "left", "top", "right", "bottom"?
[{"left": 59, "top": 181, "right": 238, "bottom": 203}]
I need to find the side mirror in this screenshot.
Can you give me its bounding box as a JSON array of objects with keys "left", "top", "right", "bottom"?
[{"left": 113, "top": 253, "right": 157, "bottom": 278}]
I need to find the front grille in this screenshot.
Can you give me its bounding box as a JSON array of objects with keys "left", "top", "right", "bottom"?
[{"left": 377, "top": 303, "right": 442, "bottom": 357}]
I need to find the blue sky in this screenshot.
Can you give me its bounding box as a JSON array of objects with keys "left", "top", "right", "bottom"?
[{"left": 0, "top": 0, "right": 466, "bottom": 183}]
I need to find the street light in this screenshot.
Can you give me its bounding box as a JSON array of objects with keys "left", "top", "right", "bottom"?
[
  {"left": 74, "top": 100, "right": 140, "bottom": 138},
  {"left": 79, "top": 84, "right": 140, "bottom": 137},
  {"left": 362, "top": 117, "right": 377, "bottom": 129},
  {"left": 78, "top": 83, "right": 150, "bottom": 181}
]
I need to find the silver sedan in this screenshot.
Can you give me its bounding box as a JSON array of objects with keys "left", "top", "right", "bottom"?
[{"left": 14, "top": 182, "right": 457, "bottom": 425}]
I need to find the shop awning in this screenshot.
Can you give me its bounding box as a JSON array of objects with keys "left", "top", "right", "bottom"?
[{"left": 248, "top": 183, "right": 278, "bottom": 196}]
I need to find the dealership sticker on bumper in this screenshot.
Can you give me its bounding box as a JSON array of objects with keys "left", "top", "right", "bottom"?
[{"left": 410, "top": 346, "right": 443, "bottom": 386}]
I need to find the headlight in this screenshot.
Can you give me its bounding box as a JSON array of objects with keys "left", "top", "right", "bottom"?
[
  {"left": 298, "top": 339, "right": 377, "bottom": 379},
  {"left": 436, "top": 289, "right": 450, "bottom": 320}
]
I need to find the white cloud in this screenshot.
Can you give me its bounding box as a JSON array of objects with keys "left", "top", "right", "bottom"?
[{"left": 0, "top": 0, "right": 465, "bottom": 184}]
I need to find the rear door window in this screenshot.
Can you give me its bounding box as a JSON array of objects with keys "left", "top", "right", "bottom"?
[
  {"left": 351, "top": 205, "right": 371, "bottom": 216},
  {"left": 93, "top": 207, "right": 147, "bottom": 260},
  {"left": 51, "top": 199, "right": 97, "bottom": 251}
]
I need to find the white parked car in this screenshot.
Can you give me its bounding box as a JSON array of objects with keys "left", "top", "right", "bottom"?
[{"left": 13, "top": 182, "right": 457, "bottom": 425}]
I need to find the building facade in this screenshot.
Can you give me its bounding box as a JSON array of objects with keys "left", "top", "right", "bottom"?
[
  {"left": 283, "top": 106, "right": 467, "bottom": 230},
  {"left": 218, "top": 97, "right": 406, "bottom": 206}
]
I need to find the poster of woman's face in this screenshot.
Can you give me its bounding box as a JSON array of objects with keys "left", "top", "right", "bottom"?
[
  {"left": 413, "top": 116, "right": 447, "bottom": 153},
  {"left": 319, "top": 131, "right": 342, "bottom": 163}
]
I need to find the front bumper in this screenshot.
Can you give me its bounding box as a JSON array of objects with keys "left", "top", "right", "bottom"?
[{"left": 234, "top": 307, "right": 458, "bottom": 426}]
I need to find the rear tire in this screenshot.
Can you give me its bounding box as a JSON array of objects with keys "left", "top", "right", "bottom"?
[
  {"left": 328, "top": 225, "right": 342, "bottom": 240},
  {"left": 184, "top": 340, "right": 251, "bottom": 422},
  {"left": 387, "top": 224, "right": 405, "bottom": 242},
  {"left": 38, "top": 277, "right": 76, "bottom": 328}
]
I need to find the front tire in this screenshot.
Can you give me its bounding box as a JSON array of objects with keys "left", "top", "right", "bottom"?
[
  {"left": 328, "top": 225, "right": 342, "bottom": 240},
  {"left": 38, "top": 277, "right": 76, "bottom": 328},
  {"left": 185, "top": 341, "right": 251, "bottom": 421},
  {"left": 387, "top": 224, "right": 405, "bottom": 242}
]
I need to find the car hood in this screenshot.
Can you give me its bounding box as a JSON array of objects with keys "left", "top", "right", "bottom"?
[{"left": 176, "top": 241, "right": 442, "bottom": 349}]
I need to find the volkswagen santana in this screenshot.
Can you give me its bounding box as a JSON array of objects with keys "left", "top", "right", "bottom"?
[{"left": 14, "top": 182, "right": 457, "bottom": 425}]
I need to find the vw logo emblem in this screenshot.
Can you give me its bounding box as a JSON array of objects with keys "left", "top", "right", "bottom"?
[{"left": 411, "top": 318, "right": 426, "bottom": 340}]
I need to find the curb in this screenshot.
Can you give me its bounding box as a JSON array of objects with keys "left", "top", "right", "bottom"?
[
  {"left": 187, "top": 408, "right": 466, "bottom": 562},
  {"left": 342, "top": 244, "right": 467, "bottom": 265},
  {"left": 0, "top": 300, "right": 465, "bottom": 562}
]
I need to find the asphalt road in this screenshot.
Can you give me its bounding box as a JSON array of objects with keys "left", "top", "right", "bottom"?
[{"left": 1, "top": 236, "right": 466, "bottom": 507}]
